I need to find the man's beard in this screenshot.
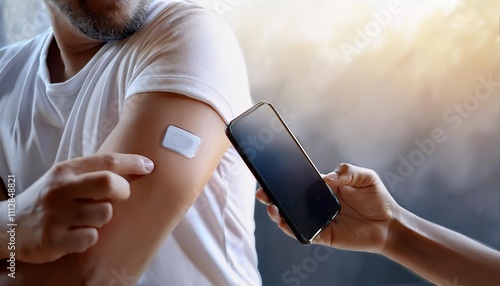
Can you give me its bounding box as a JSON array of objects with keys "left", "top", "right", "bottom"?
[{"left": 50, "top": 0, "right": 151, "bottom": 42}]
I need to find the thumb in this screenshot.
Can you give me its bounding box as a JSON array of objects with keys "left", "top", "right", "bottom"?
[
  {"left": 323, "top": 170, "right": 354, "bottom": 187},
  {"left": 324, "top": 163, "right": 377, "bottom": 188},
  {"left": 323, "top": 172, "right": 341, "bottom": 186}
]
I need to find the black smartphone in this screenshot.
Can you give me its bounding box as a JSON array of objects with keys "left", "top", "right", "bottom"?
[{"left": 225, "top": 101, "right": 341, "bottom": 244}]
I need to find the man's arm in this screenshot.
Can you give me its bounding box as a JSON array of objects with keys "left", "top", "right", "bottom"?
[
  {"left": 87, "top": 92, "right": 230, "bottom": 282},
  {"left": 10, "top": 92, "right": 230, "bottom": 284}
]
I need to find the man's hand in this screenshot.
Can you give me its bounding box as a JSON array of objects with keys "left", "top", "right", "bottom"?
[
  {"left": 1, "top": 153, "right": 154, "bottom": 264},
  {"left": 256, "top": 163, "right": 400, "bottom": 254}
]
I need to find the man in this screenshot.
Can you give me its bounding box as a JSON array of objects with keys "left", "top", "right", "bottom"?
[{"left": 0, "top": 0, "right": 261, "bottom": 285}]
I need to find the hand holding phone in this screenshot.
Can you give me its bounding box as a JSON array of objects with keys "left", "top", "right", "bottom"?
[
  {"left": 226, "top": 101, "right": 341, "bottom": 244},
  {"left": 257, "top": 163, "right": 399, "bottom": 253}
]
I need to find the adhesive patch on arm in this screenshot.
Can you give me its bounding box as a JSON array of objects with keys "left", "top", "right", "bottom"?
[{"left": 161, "top": 125, "right": 202, "bottom": 159}]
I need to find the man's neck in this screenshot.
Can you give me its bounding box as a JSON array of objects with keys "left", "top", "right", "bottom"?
[
  {"left": 45, "top": 4, "right": 105, "bottom": 83},
  {"left": 47, "top": 36, "right": 104, "bottom": 84}
]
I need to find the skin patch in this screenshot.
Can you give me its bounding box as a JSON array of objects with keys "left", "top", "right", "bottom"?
[{"left": 161, "top": 125, "right": 202, "bottom": 159}]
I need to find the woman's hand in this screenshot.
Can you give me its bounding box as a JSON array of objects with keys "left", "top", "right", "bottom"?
[{"left": 256, "top": 163, "right": 400, "bottom": 254}]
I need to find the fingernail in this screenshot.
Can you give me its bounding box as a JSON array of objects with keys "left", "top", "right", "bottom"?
[
  {"left": 143, "top": 157, "right": 154, "bottom": 172},
  {"left": 256, "top": 197, "right": 265, "bottom": 204},
  {"left": 324, "top": 172, "right": 339, "bottom": 181}
]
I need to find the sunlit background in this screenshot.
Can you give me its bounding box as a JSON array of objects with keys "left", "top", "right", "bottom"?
[{"left": 1, "top": 0, "right": 499, "bottom": 285}]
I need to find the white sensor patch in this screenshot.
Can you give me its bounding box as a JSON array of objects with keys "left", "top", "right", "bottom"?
[{"left": 161, "top": 125, "right": 202, "bottom": 159}]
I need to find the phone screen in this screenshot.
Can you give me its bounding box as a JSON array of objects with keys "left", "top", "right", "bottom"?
[{"left": 226, "top": 102, "right": 341, "bottom": 244}]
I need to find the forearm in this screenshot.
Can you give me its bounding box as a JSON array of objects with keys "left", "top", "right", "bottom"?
[
  {"left": 0, "top": 181, "right": 208, "bottom": 283},
  {"left": 4, "top": 162, "right": 216, "bottom": 285},
  {"left": 383, "top": 207, "right": 500, "bottom": 285}
]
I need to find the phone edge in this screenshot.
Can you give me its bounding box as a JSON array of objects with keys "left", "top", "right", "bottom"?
[{"left": 225, "top": 101, "right": 341, "bottom": 245}]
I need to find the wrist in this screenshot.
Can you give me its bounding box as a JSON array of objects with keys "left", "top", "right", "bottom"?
[{"left": 381, "top": 205, "right": 413, "bottom": 257}]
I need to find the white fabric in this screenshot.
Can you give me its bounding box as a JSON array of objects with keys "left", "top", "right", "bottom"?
[{"left": 0, "top": 0, "right": 261, "bottom": 285}]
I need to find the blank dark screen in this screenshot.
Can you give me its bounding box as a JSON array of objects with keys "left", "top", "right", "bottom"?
[{"left": 229, "top": 104, "right": 340, "bottom": 240}]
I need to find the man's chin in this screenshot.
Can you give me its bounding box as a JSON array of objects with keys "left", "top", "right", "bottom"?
[
  {"left": 65, "top": 0, "right": 151, "bottom": 42},
  {"left": 76, "top": 11, "right": 147, "bottom": 42},
  {"left": 80, "top": 26, "right": 140, "bottom": 42}
]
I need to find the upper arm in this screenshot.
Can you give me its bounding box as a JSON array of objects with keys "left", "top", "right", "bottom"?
[
  {"left": 79, "top": 10, "right": 244, "bottom": 278},
  {"left": 85, "top": 92, "right": 230, "bottom": 281},
  {"left": 8, "top": 93, "right": 232, "bottom": 286}
]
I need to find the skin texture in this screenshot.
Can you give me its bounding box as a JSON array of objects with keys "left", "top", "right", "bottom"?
[
  {"left": 0, "top": 154, "right": 154, "bottom": 263},
  {"left": 0, "top": 0, "right": 231, "bottom": 284},
  {"left": 43, "top": 0, "right": 151, "bottom": 82},
  {"left": 257, "top": 163, "right": 500, "bottom": 285},
  {"left": 0, "top": 94, "right": 229, "bottom": 285},
  {"left": 46, "top": 0, "right": 151, "bottom": 42}
]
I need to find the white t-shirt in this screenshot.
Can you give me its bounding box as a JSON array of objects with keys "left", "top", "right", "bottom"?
[{"left": 0, "top": 1, "right": 261, "bottom": 285}]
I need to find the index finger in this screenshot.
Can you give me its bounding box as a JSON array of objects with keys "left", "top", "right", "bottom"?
[{"left": 60, "top": 153, "right": 154, "bottom": 176}]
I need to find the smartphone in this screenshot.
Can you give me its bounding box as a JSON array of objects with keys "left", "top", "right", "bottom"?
[{"left": 225, "top": 101, "right": 341, "bottom": 244}]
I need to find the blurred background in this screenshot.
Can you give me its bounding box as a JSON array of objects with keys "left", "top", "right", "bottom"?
[{"left": 1, "top": 0, "right": 499, "bottom": 285}]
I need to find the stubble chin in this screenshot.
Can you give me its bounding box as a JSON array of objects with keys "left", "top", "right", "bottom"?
[{"left": 50, "top": 0, "right": 151, "bottom": 42}]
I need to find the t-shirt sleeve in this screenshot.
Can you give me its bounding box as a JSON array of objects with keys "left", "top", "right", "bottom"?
[{"left": 126, "top": 3, "right": 252, "bottom": 124}]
